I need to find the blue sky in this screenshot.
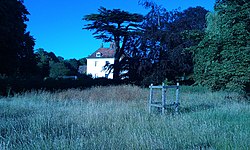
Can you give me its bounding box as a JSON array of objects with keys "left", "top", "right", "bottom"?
[{"left": 24, "top": 0, "right": 215, "bottom": 59}]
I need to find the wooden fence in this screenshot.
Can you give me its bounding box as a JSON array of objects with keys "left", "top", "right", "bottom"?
[{"left": 149, "top": 83, "right": 180, "bottom": 114}]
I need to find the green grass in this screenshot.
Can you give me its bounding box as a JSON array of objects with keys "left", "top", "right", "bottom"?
[{"left": 0, "top": 85, "right": 249, "bottom": 149}]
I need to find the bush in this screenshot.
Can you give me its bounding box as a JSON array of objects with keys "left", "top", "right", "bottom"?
[{"left": 0, "top": 76, "right": 125, "bottom": 96}]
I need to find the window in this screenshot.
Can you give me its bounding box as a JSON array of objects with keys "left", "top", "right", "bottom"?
[{"left": 96, "top": 52, "right": 102, "bottom": 57}]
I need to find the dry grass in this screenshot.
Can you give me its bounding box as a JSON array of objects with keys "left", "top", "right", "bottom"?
[{"left": 0, "top": 85, "right": 249, "bottom": 149}]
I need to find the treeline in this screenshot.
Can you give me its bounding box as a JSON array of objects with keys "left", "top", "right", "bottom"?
[
  {"left": 83, "top": 4, "right": 208, "bottom": 85},
  {"left": 137, "top": 0, "right": 249, "bottom": 93},
  {"left": 0, "top": 0, "right": 249, "bottom": 95},
  {"left": 141, "top": 0, "right": 249, "bottom": 94},
  {"left": 0, "top": 0, "right": 104, "bottom": 96},
  {"left": 84, "top": 0, "right": 249, "bottom": 94},
  {"left": 35, "top": 48, "right": 87, "bottom": 79},
  {"left": 0, "top": 0, "right": 87, "bottom": 79}
]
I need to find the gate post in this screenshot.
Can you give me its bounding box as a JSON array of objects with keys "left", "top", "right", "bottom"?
[
  {"left": 149, "top": 84, "right": 153, "bottom": 113},
  {"left": 161, "top": 83, "right": 166, "bottom": 114},
  {"left": 175, "top": 82, "right": 180, "bottom": 113}
]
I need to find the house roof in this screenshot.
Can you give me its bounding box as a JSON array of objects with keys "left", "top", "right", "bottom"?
[{"left": 88, "top": 47, "right": 115, "bottom": 58}]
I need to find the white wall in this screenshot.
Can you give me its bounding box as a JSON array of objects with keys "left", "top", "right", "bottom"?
[{"left": 86, "top": 58, "right": 114, "bottom": 79}]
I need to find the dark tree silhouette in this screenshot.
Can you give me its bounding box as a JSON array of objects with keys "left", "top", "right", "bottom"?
[
  {"left": 132, "top": 3, "right": 208, "bottom": 85},
  {"left": 83, "top": 7, "right": 143, "bottom": 80},
  {"left": 0, "top": 0, "right": 36, "bottom": 76}
]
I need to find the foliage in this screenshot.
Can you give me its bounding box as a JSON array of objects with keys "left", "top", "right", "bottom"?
[
  {"left": 35, "top": 48, "right": 85, "bottom": 78},
  {"left": 192, "top": 0, "right": 250, "bottom": 93},
  {"left": 78, "top": 58, "right": 87, "bottom": 65},
  {"left": 0, "top": 86, "right": 249, "bottom": 149},
  {"left": 64, "top": 59, "right": 80, "bottom": 75},
  {"left": 49, "top": 62, "right": 70, "bottom": 78},
  {"left": 83, "top": 7, "right": 144, "bottom": 79},
  {"left": 35, "top": 48, "right": 59, "bottom": 78},
  {"left": 124, "top": 4, "right": 208, "bottom": 85},
  {"left": 0, "top": 0, "right": 37, "bottom": 76}
]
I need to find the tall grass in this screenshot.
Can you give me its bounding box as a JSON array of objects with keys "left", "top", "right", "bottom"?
[{"left": 0, "top": 85, "right": 249, "bottom": 149}]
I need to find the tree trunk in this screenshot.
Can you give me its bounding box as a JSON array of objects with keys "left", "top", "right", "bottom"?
[
  {"left": 113, "top": 58, "right": 120, "bottom": 80},
  {"left": 113, "top": 39, "right": 121, "bottom": 80}
]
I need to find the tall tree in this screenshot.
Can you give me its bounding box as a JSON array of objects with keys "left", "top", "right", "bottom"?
[
  {"left": 193, "top": 0, "right": 250, "bottom": 93},
  {"left": 0, "top": 0, "right": 36, "bottom": 76},
  {"left": 133, "top": 2, "right": 208, "bottom": 85},
  {"left": 83, "top": 7, "right": 143, "bottom": 80},
  {"left": 167, "top": 6, "right": 208, "bottom": 80}
]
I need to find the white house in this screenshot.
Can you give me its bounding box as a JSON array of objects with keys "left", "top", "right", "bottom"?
[{"left": 86, "top": 43, "right": 115, "bottom": 79}]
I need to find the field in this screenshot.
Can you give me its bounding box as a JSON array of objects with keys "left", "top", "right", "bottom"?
[{"left": 0, "top": 85, "right": 250, "bottom": 149}]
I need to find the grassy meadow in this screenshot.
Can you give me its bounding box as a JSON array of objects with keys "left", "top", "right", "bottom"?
[{"left": 0, "top": 85, "right": 250, "bottom": 149}]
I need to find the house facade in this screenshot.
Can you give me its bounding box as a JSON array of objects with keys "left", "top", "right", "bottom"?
[{"left": 86, "top": 43, "right": 115, "bottom": 79}]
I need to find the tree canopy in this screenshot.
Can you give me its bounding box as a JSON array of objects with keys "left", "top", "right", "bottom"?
[
  {"left": 123, "top": 3, "right": 208, "bottom": 85},
  {"left": 192, "top": 0, "right": 250, "bottom": 93},
  {"left": 83, "top": 7, "right": 144, "bottom": 80},
  {"left": 35, "top": 48, "right": 83, "bottom": 79},
  {"left": 0, "top": 0, "right": 36, "bottom": 76}
]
